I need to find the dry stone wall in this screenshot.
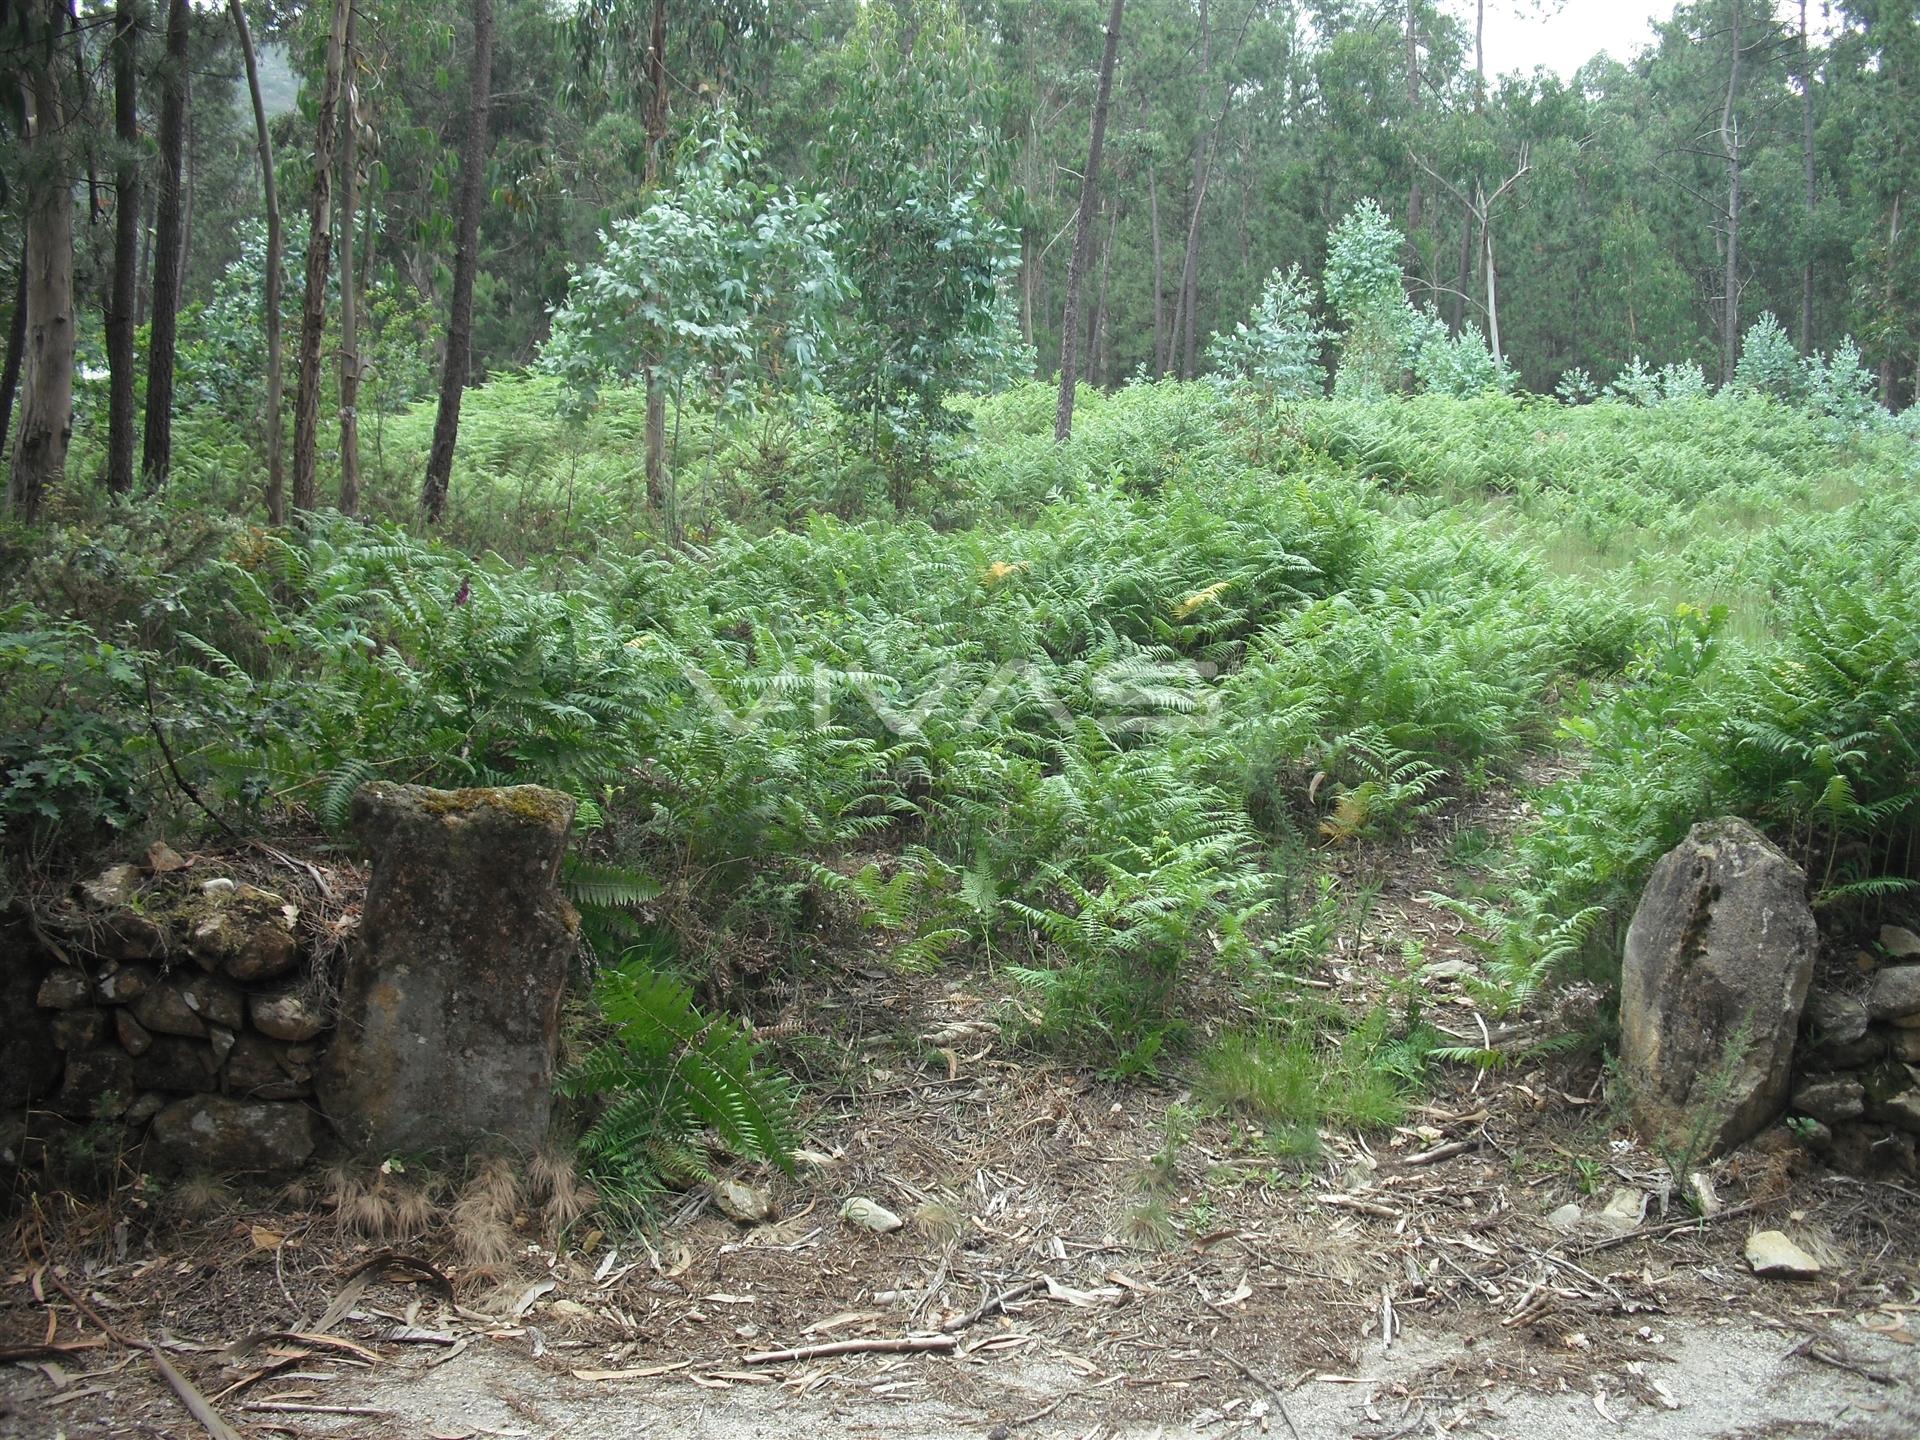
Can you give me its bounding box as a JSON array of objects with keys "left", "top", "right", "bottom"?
[
  {"left": 5, "top": 782, "right": 580, "bottom": 1184},
  {"left": 10, "top": 858, "right": 329, "bottom": 1173},
  {"left": 1787, "top": 922, "right": 1920, "bottom": 1172}
]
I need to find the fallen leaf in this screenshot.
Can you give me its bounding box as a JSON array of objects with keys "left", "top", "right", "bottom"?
[
  {"left": 801, "top": 1310, "right": 881, "bottom": 1336},
  {"left": 509, "top": 1280, "right": 556, "bottom": 1318},
  {"left": 571, "top": 1361, "right": 691, "bottom": 1382}
]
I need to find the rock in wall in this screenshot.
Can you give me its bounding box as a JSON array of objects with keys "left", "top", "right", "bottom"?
[{"left": 1620, "top": 817, "right": 1817, "bottom": 1159}]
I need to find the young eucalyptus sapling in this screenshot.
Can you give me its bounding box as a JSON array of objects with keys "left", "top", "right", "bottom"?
[
  {"left": 1204, "top": 265, "right": 1326, "bottom": 403},
  {"left": 542, "top": 120, "right": 849, "bottom": 542}
]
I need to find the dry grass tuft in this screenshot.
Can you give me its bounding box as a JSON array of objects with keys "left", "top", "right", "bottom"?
[
  {"left": 913, "top": 1197, "right": 965, "bottom": 1245},
  {"left": 530, "top": 1144, "right": 597, "bottom": 1234},
  {"left": 450, "top": 1155, "right": 524, "bottom": 1268},
  {"left": 1123, "top": 1196, "right": 1178, "bottom": 1252},
  {"left": 165, "top": 1173, "right": 235, "bottom": 1220},
  {"left": 340, "top": 1182, "right": 400, "bottom": 1241},
  {"left": 391, "top": 1181, "right": 440, "bottom": 1236}
]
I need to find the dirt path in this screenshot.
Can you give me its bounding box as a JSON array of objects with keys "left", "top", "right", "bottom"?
[
  {"left": 352, "top": 1323, "right": 1916, "bottom": 1440},
  {"left": 18, "top": 1308, "right": 1908, "bottom": 1439}
]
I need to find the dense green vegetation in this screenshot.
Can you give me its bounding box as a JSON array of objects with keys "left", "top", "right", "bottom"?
[
  {"left": 6, "top": 376, "right": 1916, "bottom": 1163},
  {"left": 4, "top": 2, "right": 1918, "bottom": 1204}
]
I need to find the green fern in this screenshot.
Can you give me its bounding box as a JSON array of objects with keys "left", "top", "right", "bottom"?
[{"left": 560, "top": 961, "right": 796, "bottom": 1207}]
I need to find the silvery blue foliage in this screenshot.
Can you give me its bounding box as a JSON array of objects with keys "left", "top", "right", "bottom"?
[
  {"left": 1326, "top": 201, "right": 1413, "bottom": 400},
  {"left": 1411, "top": 312, "right": 1513, "bottom": 398},
  {"left": 1733, "top": 313, "right": 1802, "bottom": 403},
  {"left": 1205, "top": 265, "right": 1326, "bottom": 402},
  {"left": 1555, "top": 368, "right": 1599, "bottom": 404}
]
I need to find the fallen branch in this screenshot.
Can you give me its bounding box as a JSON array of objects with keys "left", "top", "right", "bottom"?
[
  {"left": 743, "top": 1333, "right": 958, "bottom": 1365},
  {"left": 1568, "top": 1199, "right": 1764, "bottom": 1257},
  {"left": 1209, "top": 1345, "right": 1303, "bottom": 1440},
  {"left": 1788, "top": 1337, "right": 1898, "bottom": 1386},
  {"left": 990, "top": 1394, "right": 1068, "bottom": 1436},
  {"left": 940, "top": 1276, "right": 1046, "bottom": 1334},
  {"left": 240, "top": 1402, "right": 395, "bottom": 1417},
  {"left": 35, "top": 1258, "right": 247, "bottom": 1440},
  {"left": 147, "top": 1346, "right": 246, "bottom": 1440},
  {"left": 1318, "top": 1195, "right": 1401, "bottom": 1220},
  {"left": 308, "top": 1248, "right": 455, "bottom": 1334},
  {"left": 0, "top": 1341, "right": 107, "bottom": 1362},
  {"left": 1397, "top": 1139, "right": 1477, "bottom": 1168}
]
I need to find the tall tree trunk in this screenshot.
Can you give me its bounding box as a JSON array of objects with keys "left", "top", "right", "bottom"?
[
  {"left": 644, "top": 369, "right": 668, "bottom": 518},
  {"left": 643, "top": 0, "right": 668, "bottom": 186},
  {"left": 1404, "top": 0, "right": 1421, "bottom": 268},
  {"left": 1177, "top": 89, "right": 1235, "bottom": 379},
  {"left": 229, "top": 0, "right": 286, "bottom": 525},
  {"left": 1092, "top": 200, "right": 1118, "bottom": 387},
  {"left": 1173, "top": 0, "right": 1211, "bottom": 380},
  {"left": 337, "top": 1, "right": 362, "bottom": 517},
  {"left": 136, "top": 183, "right": 152, "bottom": 324},
  {"left": 141, "top": 0, "right": 191, "bottom": 491},
  {"left": 294, "top": 0, "right": 351, "bottom": 514},
  {"left": 636, "top": 0, "right": 673, "bottom": 527},
  {"left": 180, "top": 70, "right": 194, "bottom": 273},
  {"left": 105, "top": 0, "right": 140, "bottom": 497},
  {"left": 1720, "top": 0, "right": 1744, "bottom": 387},
  {"left": 1481, "top": 193, "right": 1502, "bottom": 364},
  {"left": 1055, "top": 0, "right": 1125, "bottom": 441},
  {"left": 1451, "top": 206, "right": 1472, "bottom": 335},
  {"left": 1149, "top": 161, "right": 1165, "bottom": 376},
  {"left": 8, "top": 0, "right": 75, "bottom": 522},
  {"left": 1797, "top": 0, "right": 1816, "bottom": 353},
  {"left": 0, "top": 255, "right": 25, "bottom": 467},
  {"left": 1881, "top": 193, "right": 1902, "bottom": 407},
  {"left": 420, "top": 0, "right": 494, "bottom": 524}
]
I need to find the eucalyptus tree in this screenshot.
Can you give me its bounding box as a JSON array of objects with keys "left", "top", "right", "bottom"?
[
  {"left": 542, "top": 118, "right": 848, "bottom": 541},
  {"left": 1056, "top": 0, "right": 1126, "bottom": 441},
  {"left": 6, "top": 0, "right": 77, "bottom": 521},
  {"left": 103, "top": 0, "right": 140, "bottom": 497},
  {"left": 293, "top": 0, "right": 351, "bottom": 514},
  {"left": 818, "top": 1, "right": 1022, "bottom": 508},
  {"left": 337, "top": 0, "right": 363, "bottom": 516},
  {"left": 227, "top": 0, "right": 286, "bottom": 524},
  {"left": 1831, "top": 0, "right": 1920, "bottom": 405},
  {"left": 141, "top": 0, "right": 192, "bottom": 489},
  {"left": 420, "top": 0, "right": 493, "bottom": 524}
]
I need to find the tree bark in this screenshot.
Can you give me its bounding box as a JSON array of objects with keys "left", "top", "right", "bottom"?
[
  {"left": 0, "top": 255, "right": 24, "bottom": 468},
  {"left": 1405, "top": 0, "right": 1421, "bottom": 266},
  {"left": 644, "top": 368, "right": 668, "bottom": 519},
  {"left": 637, "top": 0, "right": 673, "bottom": 527},
  {"left": 337, "top": 1, "right": 362, "bottom": 517},
  {"left": 229, "top": 0, "right": 286, "bottom": 525},
  {"left": 1720, "top": 0, "right": 1744, "bottom": 387},
  {"left": 105, "top": 0, "right": 140, "bottom": 497},
  {"left": 1797, "top": 0, "right": 1816, "bottom": 353},
  {"left": 420, "top": 0, "right": 494, "bottom": 523},
  {"left": 1092, "top": 200, "right": 1118, "bottom": 387},
  {"left": 1055, "top": 0, "right": 1125, "bottom": 441},
  {"left": 643, "top": 0, "right": 668, "bottom": 186},
  {"left": 141, "top": 0, "right": 191, "bottom": 491},
  {"left": 1149, "top": 161, "right": 1164, "bottom": 377},
  {"left": 294, "top": 0, "right": 351, "bottom": 514},
  {"left": 8, "top": 0, "right": 75, "bottom": 522}
]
